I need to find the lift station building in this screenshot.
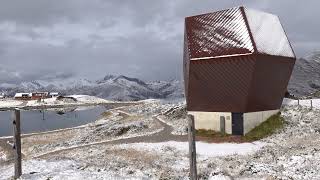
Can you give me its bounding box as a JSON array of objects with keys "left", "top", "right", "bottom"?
[{"left": 183, "top": 6, "right": 296, "bottom": 135}]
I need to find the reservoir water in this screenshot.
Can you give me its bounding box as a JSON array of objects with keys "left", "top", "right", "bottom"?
[{"left": 0, "top": 106, "right": 108, "bottom": 137}]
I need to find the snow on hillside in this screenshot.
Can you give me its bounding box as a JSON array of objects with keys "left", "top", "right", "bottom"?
[
  {"left": 25, "top": 95, "right": 112, "bottom": 107},
  {"left": 0, "top": 95, "right": 113, "bottom": 109},
  {"left": 148, "top": 80, "right": 184, "bottom": 99},
  {"left": 66, "top": 95, "right": 112, "bottom": 104},
  {"left": 283, "top": 98, "right": 320, "bottom": 109},
  {"left": 19, "top": 78, "right": 94, "bottom": 90},
  {"left": 305, "top": 50, "right": 320, "bottom": 63},
  {"left": 288, "top": 52, "right": 320, "bottom": 97},
  {"left": 0, "top": 75, "right": 184, "bottom": 101}
]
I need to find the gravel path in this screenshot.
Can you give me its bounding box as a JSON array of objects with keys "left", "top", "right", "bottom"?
[{"left": 36, "top": 116, "right": 187, "bottom": 159}]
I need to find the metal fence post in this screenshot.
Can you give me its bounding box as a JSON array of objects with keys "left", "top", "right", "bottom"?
[
  {"left": 12, "top": 109, "right": 22, "bottom": 179},
  {"left": 188, "top": 114, "right": 197, "bottom": 180}
]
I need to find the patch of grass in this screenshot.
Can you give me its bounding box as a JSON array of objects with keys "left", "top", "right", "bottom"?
[
  {"left": 196, "top": 129, "right": 228, "bottom": 138},
  {"left": 243, "top": 112, "right": 285, "bottom": 141},
  {"left": 311, "top": 90, "right": 320, "bottom": 98},
  {"left": 101, "top": 111, "right": 113, "bottom": 118}
]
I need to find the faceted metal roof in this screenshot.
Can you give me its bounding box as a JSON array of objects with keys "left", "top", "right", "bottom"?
[
  {"left": 184, "top": 6, "right": 295, "bottom": 61},
  {"left": 183, "top": 6, "right": 296, "bottom": 113}
]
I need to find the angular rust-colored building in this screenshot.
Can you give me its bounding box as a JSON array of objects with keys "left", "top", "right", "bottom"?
[{"left": 183, "top": 6, "right": 296, "bottom": 135}]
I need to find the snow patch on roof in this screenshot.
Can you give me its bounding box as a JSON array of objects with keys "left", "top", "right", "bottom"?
[
  {"left": 14, "top": 93, "right": 31, "bottom": 97},
  {"left": 245, "top": 7, "right": 295, "bottom": 58}
]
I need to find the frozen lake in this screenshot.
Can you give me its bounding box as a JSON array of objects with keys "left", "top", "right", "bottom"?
[{"left": 0, "top": 106, "right": 108, "bottom": 137}]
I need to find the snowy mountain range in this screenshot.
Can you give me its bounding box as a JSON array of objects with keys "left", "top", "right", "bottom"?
[
  {"left": 288, "top": 51, "right": 320, "bottom": 97},
  {"left": 0, "top": 75, "right": 184, "bottom": 101},
  {"left": 1, "top": 51, "right": 320, "bottom": 100}
]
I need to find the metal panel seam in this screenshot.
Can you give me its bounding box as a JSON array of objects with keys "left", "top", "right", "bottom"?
[
  {"left": 243, "top": 54, "right": 258, "bottom": 112},
  {"left": 240, "top": 6, "right": 257, "bottom": 53}
]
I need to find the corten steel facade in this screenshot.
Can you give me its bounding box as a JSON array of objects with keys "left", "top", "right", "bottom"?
[{"left": 184, "top": 6, "right": 296, "bottom": 113}]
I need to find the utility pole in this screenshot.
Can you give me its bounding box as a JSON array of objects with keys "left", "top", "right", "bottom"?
[
  {"left": 12, "top": 109, "right": 22, "bottom": 179},
  {"left": 188, "top": 114, "right": 197, "bottom": 180}
]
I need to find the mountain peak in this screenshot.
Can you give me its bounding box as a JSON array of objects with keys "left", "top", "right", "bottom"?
[
  {"left": 103, "top": 75, "right": 117, "bottom": 81},
  {"left": 115, "top": 75, "right": 147, "bottom": 86}
]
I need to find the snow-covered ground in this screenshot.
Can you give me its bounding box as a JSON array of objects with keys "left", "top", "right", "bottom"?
[
  {"left": 26, "top": 95, "right": 112, "bottom": 107},
  {"left": 283, "top": 98, "right": 320, "bottom": 109},
  {"left": 119, "top": 141, "right": 266, "bottom": 157},
  {"left": 0, "top": 159, "right": 138, "bottom": 180},
  {"left": 0, "top": 99, "right": 24, "bottom": 108},
  {"left": 0, "top": 147, "right": 6, "bottom": 161},
  {"left": 0, "top": 141, "right": 265, "bottom": 180},
  {"left": 0, "top": 95, "right": 114, "bottom": 109},
  {"left": 66, "top": 95, "right": 112, "bottom": 104},
  {"left": 18, "top": 110, "right": 163, "bottom": 158},
  {"left": 1, "top": 98, "right": 320, "bottom": 179}
]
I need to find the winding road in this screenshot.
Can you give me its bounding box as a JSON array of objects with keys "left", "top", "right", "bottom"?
[
  {"left": 35, "top": 116, "right": 187, "bottom": 159},
  {"left": 0, "top": 106, "right": 188, "bottom": 162}
]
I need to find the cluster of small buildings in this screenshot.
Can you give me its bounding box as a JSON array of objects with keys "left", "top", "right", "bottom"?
[{"left": 14, "top": 92, "right": 60, "bottom": 100}]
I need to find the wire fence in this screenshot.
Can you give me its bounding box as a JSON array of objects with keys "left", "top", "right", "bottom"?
[{"left": 282, "top": 98, "right": 318, "bottom": 110}]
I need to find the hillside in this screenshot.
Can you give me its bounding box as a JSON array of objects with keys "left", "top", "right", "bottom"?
[
  {"left": 1, "top": 98, "right": 320, "bottom": 179},
  {"left": 288, "top": 51, "right": 320, "bottom": 97},
  {"left": 0, "top": 75, "right": 184, "bottom": 101}
]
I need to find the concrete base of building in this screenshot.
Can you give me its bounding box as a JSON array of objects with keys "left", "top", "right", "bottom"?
[
  {"left": 243, "top": 110, "right": 279, "bottom": 134},
  {"left": 188, "top": 111, "right": 232, "bottom": 134},
  {"left": 188, "top": 109, "right": 279, "bottom": 135}
]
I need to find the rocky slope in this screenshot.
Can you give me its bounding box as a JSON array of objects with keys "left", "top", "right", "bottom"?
[{"left": 288, "top": 51, "right": 320, "bottom": 97}]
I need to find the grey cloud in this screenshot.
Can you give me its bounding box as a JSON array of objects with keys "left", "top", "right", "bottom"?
[
  {"left": 0, "top": 0, "right": 318, "bottom": 84},
  {"left": 0, "top": 66, "right": 21, "bottom": 83}
]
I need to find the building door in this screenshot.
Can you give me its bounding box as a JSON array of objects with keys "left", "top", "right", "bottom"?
[
  {"left": 220, "top": 116, "right": 225, "bottom": 134},
  {"left": 232, "top": 113, "right": 243, "bottom": 135}
]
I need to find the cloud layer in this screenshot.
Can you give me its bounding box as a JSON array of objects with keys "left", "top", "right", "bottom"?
[{"left": 0, "top": 0, "right": 318, "bottom": 83}]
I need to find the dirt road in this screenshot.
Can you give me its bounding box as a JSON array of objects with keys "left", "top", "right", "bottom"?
[{"left": 36, "top": 116, "right": 187, "bottom": 159}]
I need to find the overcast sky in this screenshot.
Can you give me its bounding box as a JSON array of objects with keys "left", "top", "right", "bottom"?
[{"left": 0, "top": 0, "right": 318, "bottom": 83}]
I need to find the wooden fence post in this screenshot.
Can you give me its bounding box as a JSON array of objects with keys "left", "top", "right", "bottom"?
[
  {"left": 12, "top": 109, "right": 22, "bottom": 179},
  {"left": 42, "top": 107, "right": 45, "bottom": 121},
  {"left": 311, "top": 100, "right": 313, "bottom": 110},
  {"left": 188, "top": 114, "right": 197, "bottom": 180},
  {"left": 297, "top": 99, "right": 299, "bottom": 106}
]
